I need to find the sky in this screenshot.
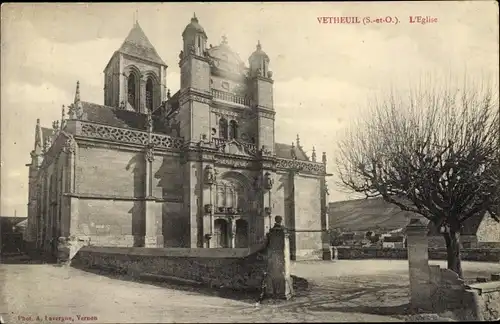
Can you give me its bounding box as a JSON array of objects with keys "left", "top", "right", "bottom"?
[{"left": 1, "top": 2, "right": 498, "bottom": 216}]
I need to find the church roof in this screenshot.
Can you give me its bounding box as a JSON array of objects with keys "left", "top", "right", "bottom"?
[
  {"left": 80, "top": 102, "right": 170, "bottom": 134},
  {"left": 118, "top": 22, "right": 166, "bottom": 66},
  {"left": 41, "top": 127, "right": 53, "bottom": 141},
  {"left": 275, "top": 143, "right": 309, "bottom": 161}
]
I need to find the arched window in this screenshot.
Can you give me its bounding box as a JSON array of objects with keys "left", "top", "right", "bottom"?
[
  {"left": 219, "top": 118, "right": 228, "bottom": 140},
  {"left": 215, "top": 181, "right": 246, "bottom": 213},
  {"left": 127, "top": 73, "right": 137, "bottom": 111},
  {"left": 146, "top": 78, "right": 154, "bottom": 112},
  {"left": 229, "top": 120, "right": 238, "bottom": 140}
]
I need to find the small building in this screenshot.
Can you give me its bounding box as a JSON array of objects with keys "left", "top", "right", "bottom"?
[{"left": 382, "top": 235, "right": 406, "bottom": 249}]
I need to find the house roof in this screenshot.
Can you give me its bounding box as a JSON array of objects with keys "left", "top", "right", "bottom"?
[
  {"left": 275, "top": 143, "right": 309, "bottom": 161},
  {"left": 117, "top": 22, "right": 166, "bottom": 66},
  {"left": 81, "top": 102, "right": 171, "bottom": 134},
  {"left": 328, "top": 197, "right": 429, "bottom": 232},
  {"left": 1, "top": 216, "right": 28, "bottom": 229},
  {"left": 383, "top": 235, "right": 405, "bottom": 242}
]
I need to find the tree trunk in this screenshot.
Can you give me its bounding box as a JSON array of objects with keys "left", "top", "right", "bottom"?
[{"left": 443, "top": 230, "right": 463, "bottom": 279}]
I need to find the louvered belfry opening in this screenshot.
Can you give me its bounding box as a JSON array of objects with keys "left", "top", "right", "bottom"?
[
  {"left": 146, "top": 78, "right": 154, "bottom": 112},
  {"left": 127, "top": 73, "right": 137, "bottom": 111}
]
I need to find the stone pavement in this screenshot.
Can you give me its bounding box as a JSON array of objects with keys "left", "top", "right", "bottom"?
[{"left": 1, "top": 257, "right": 498, "bottom": 323}]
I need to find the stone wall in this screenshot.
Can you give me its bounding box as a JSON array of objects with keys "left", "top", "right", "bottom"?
[
  {"left": 73, "top": 246, "right": 267, "bottom": 291},
  {"left": 469, "top": 281, "right": 500, "bottom": 321},
  {"left": 429, "top": 265, "right": 500, "bottom": 321},
  {"left": 428, "top": 235, "right": 478, "bottom": 248},
  {"left": 73, "top": 146, "right": 184, "bottom": 247},
  {"left": 72, "top": 219, "right": 294, "bottom": 298},
  {"left": 335, "top": 247, "right": 500, "bottom": 262},
  {"left": 292, "top": 175, "right": 322, "bottom": 260}
]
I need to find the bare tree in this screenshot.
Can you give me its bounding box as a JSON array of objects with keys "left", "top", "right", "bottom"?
[{"left": 336, "top": 78, "right": 499, "bottom": 278}]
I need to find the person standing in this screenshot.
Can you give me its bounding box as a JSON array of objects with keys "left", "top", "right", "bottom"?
[{"left": 255, "top": 270, "right": 268, "bottom": 306}]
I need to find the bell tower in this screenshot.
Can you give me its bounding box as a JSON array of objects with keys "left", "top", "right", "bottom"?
[
  {"left": 103, "top": 20, "right": 168, "bottom": 113},
  {"left": 248, "top": 41, "right": 275, "bottom": 153},
  {"left": 178, "top": 13, "right": 211, "bottom": 143}
]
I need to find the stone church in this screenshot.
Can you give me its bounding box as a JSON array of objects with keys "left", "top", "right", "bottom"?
[{"left": 25, "top": 15, "right": 330, "bottom": 260}]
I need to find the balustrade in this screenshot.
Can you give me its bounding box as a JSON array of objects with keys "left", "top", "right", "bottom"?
[{"left": 211, "top": 89, "right": 250, "bottom": 106}]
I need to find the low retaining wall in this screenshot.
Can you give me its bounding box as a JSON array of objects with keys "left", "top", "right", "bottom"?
[
  {"left": 335, "top": 247, "right": 500, "bottom": 262},
  {"left": 72, "top": 245, "right": 268, "bottom": 291},
  {"left": 468, "top": 281, "right": 500, "bottom": 321},
  {"left": 428, "top": 264, "right": 500, "bottom": 321}
]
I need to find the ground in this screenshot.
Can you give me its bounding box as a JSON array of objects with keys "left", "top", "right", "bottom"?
[{"left": 1, "top": 257, "right": 499, "bottom": 323}]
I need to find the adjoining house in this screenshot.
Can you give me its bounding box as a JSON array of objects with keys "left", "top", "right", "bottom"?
[
  {"left": 1, "top": 216, "right": 27, "bottom": 255},
  {"left": 328, "top": 197, "right": 500, "bottom": 249}
]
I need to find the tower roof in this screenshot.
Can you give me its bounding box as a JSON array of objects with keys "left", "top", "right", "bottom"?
[
  {"left": 182, "top": 13, "right": 207, "bottom": 38},
  {"left": 249, "top": 40, "right": 269, "bottom": 61},
  {"left": 118, "top": 22, "right": 166, "bottom": 66}
]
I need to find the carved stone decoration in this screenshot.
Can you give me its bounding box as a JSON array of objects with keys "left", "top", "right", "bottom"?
[
  {"left": 211, "top": 107, "right": 241, "bottom": 119},
  {"left": 79, "top": 122, "right": 184, "bottom": 150},
  {"left": 42, "top": 137, "right": 51, "bottom": 154},
  {"left": 265, "top": 207, "right": 272, "bottom": 216},
  {"left": 67, "top": 102, "right": 85, "bottom": 120},
  {"left": 253, "top": 175, "right": 261, "bottom": 190},
  {"left": 264, "top": 171, "right": 274, "bottom": 190},
  {"left": 324, "top": 182, "right": 330, "bottom": 196},
  {"left": 260, "top": 145, "right": 273, "bottom": 156},
  {"left": 146, "top": 110, "right": 153, "bottom": 132},
  {"left": 215, "top": 157, "right": 253, "bottom": 169},
  {"left": 276, "top": 158, "right": 326, "bottom": 175},
  {"left": 63, "top": 135, "right": 77, "bottom": 154},
  {"left": 145, "top": 146, "right": 155, "bottom": 162},
  {"left": 204, "top": 164, "right": 216, "bottom": 185},
  {"left": 204, "top": 204, "right": 213, "bottom": 214},
  {"left": 179, "top": 94, "right": 212, "bottom": 106}
]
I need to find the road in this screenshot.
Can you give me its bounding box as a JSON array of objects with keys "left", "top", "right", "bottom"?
[{"left": 1, "top": 257, "right": 498, "bottom": 323}]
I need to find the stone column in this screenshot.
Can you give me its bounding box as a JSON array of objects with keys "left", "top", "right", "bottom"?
[
  {"left": 64, "top": 136, "right": 79, "bottom": 238},
  {"left": 320, "top": 177, "right": 331, "bottom": 260},
  {"left": 406, "top": 218, "right": 432, "bottom": 311},
  {"left": 144, "top": 146, "right": 163, "bottom": 248},
  {"left": 266, "top": 216, "right": 294, "bottom": 300},
  {"left": 228, "top": 217, "right": 236, "bottom": 248}
]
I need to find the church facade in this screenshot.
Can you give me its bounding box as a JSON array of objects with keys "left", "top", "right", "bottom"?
[{"left": 25, "top": 15, "right": 330, "bottom": 260}]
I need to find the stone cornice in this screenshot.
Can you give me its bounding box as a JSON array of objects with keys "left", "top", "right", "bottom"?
[
  {"left": 121, "top": 52, "right": 166, "bottom": 69},
  {"left": 255, "top": 106, "right": 275, "bottom": 119},
  {"left": 179, "top": 53, "right": 211, "bottom": 68},
  {"left": 250, "top": 75, "right": 274, "bottom": 84},
  {"left": 179, "top": 88, "right": 212, "bottom": 106},
  {"left": 63, "top": 192, "right": 183, "bottom": 203}
]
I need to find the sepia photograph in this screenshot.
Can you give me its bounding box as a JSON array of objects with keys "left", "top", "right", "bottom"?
[{"left": 0, "top": 2, "right": 499, "bottom": 323}]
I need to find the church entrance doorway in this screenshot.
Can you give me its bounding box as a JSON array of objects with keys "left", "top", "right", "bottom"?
[
  {"left": 213, "top": 218, "right": 229, "bottom": 248},
  {"left": 235, "top": 219, "right": 249, "bottom": 248}
]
